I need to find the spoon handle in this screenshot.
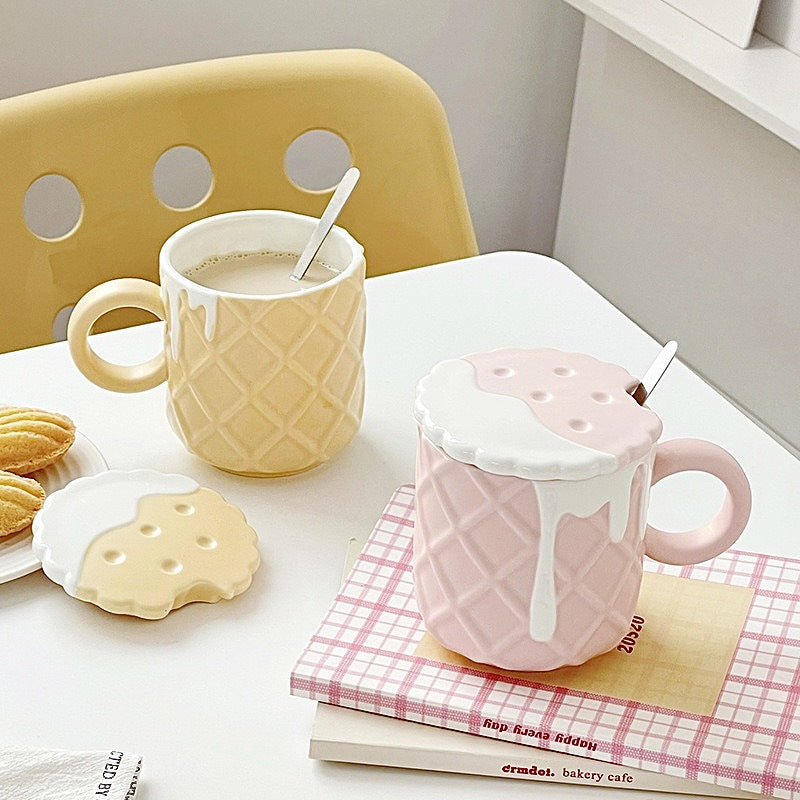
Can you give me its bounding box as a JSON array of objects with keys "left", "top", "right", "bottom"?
[
  {"left": 632, "top": 340, "right": 678, "bottom": 405},
  {"left": 291, "top": 167, "right": 360, "bottom": 282}
]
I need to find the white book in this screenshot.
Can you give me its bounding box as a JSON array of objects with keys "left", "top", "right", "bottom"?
[
  {"left": 310, "top": 703, "right": 762, "bottom": 798},
  {"left": 308, "top": 537, "right": 764, "bottom": 798}
]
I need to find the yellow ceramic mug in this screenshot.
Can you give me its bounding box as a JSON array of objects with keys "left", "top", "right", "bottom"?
[{"left": 68, "top": 210, "right": 366, "bottom": 476}]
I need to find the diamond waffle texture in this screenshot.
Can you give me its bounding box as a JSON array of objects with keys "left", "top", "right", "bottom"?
[
  {"left": 413, "top": 433, "right": 651, "bottom": 670},
  {"left": 165, "top": 269, "right": 365, "bottom": 475}
]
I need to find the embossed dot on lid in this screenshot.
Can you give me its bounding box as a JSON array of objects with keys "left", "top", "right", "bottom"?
[
  {"left": 493, "top": 367, "right": 514, "bottom": 378},
  {"left": 196, "top": 535, "right": 217, "bottom": 550},
  {"left": 569, "top": 418, "right": 592, "bottom": 432},
  {"left": 530, "top": 390, "right": 552, "bottom": 402},
  {"left": 31, "top": 469, "right": 260, "bottom": 619},
  {"left": 553, "top": 366, "right": 575, "bottom": 377},
  {"left": 592, "top": 391, "right": 613, "bottom": 404}
]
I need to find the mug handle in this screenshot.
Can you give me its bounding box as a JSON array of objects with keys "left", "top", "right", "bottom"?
[
  {"left": 67, "top": 278, "right": 167, "bottom": 393},
  {"left": 644, "top": 438, "right": 752, "bottom": 565}
]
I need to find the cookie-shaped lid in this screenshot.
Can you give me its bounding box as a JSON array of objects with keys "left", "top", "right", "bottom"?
[
  {"left": 32, "top": 469, "right": 259, "bottom": 619},
  {"left": 414, "top": 348, "right": 663, "bottom": 481}
]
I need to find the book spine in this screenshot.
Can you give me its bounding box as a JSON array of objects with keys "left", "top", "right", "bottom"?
[{"left": 309, "top": 737, "right": 761, "bottom": 798}]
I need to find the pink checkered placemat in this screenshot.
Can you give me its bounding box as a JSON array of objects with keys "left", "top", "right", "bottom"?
[{"left": 291, "top": 485, "right": 800, "bottom": 799}]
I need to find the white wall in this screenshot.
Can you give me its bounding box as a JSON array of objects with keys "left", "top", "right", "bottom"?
[
  {"left": 555, "top": 21, "right": 800, "bottom": 452},
  {"left": 0, "top": 0, "right": 583, "bottom": 256}
]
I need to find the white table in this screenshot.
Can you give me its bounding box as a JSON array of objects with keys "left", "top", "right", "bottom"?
[{"left": 1, "top": 252, "right": 798, "bottom": 799}]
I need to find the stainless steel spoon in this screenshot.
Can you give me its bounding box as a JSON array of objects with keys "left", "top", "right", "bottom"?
[
  {"left": 290, "top": 167, "right": 360, "bottom": 282},
  {"left": 630, "top": 340, "right": 678, "bottom": 405}
]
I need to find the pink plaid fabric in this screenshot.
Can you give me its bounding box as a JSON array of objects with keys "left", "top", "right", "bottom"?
[{"left": 291, "top": 486, "right": 800, "bottom": 799}]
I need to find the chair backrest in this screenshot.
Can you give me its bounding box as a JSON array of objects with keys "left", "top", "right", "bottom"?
[{"left": 0, "top": 49, "right": 477, "bottom": 352}]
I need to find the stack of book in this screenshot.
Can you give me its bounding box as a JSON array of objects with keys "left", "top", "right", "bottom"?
[{"left": 291, "top": 485, "right": 800, "bottom": 799}]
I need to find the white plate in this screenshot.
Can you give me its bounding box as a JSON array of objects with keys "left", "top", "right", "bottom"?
[{"left": 0, "top": 431, "right": 108, "bottom": 583}]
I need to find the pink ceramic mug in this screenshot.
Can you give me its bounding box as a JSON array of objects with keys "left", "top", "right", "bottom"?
[{"left": 412, "top": 348, "right": 751, "bottom": 671}]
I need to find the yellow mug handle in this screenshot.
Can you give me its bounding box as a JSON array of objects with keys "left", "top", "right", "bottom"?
[{"left": 67, "top": 278, "right": 167, "bottom": 393}]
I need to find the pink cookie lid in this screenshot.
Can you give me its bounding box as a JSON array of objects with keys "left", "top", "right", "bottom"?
[{"left": 414, "top": 348, "right": 663, "bottom": 481}]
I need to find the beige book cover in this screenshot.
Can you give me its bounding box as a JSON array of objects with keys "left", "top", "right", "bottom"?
[{"left": 311, "top": 703, "right": 762, "bottom": 798}]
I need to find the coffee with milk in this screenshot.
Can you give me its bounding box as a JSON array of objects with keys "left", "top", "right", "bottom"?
[{"left": 184, "top": 250, "right": 340, "bottom": 295}]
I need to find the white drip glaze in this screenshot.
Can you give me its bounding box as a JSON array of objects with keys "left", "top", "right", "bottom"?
[
  {"left": 163, "top": 279, "right": 218, "bottom": 362},
  {"left": 528, "top": 453, "right": 653, "bottom": 641},
  {"left": 32, "top": 470, "right": 198, "bottom": 596}
]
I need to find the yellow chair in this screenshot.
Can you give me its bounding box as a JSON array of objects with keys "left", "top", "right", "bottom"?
[{"left": 0, "top": 49, "right": 477, "bottom": 352}]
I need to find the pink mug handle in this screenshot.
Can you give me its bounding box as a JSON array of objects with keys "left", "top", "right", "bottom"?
[{"left": 644, "top": 439, "right": 752, "bottom": 565}]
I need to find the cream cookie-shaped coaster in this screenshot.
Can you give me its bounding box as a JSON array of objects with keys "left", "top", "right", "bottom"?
[{"left": 32, "top": 470, "right": 259, "bottom": 619}]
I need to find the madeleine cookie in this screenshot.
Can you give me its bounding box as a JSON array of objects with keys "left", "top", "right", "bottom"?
[
  {"left": 32, "top": 470, "right": 260, "bottom": 619},
  {"left": 0, "top": 470, "right": 45, "bottom": 536},
  {"left": 0, "top": 406, "right": 76, "bottom": 474}
]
